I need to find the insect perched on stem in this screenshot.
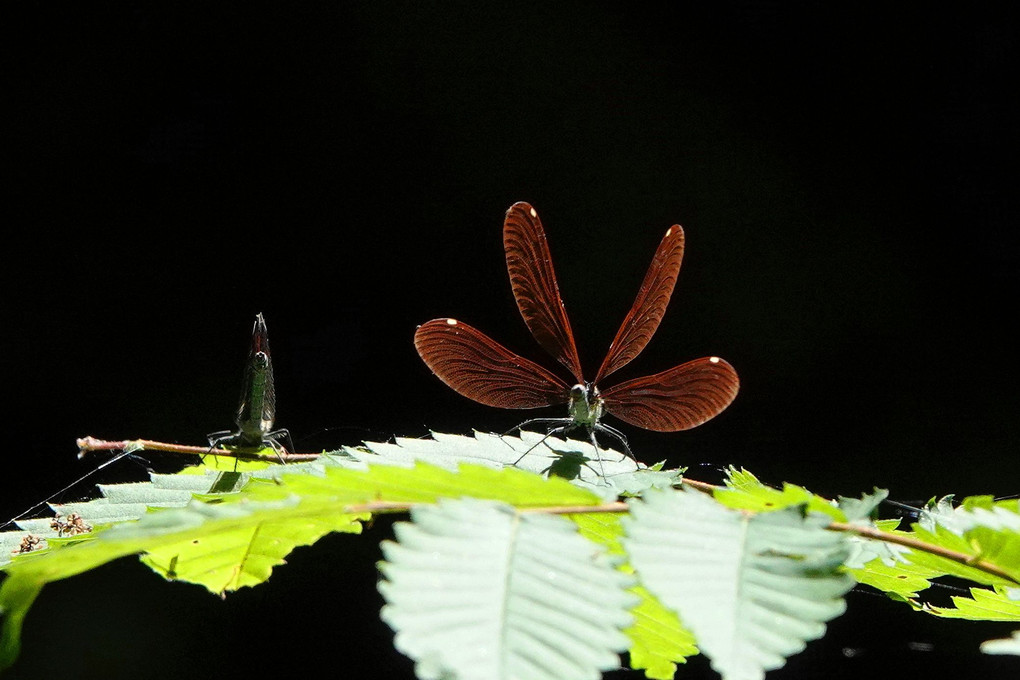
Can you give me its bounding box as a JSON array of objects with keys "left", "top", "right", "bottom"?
[
  {"left": 207, "top": 313, "right": 293, "bottom": 460},
  {"left": 414, "top": 202, "right": 739, "bottom": 465}
]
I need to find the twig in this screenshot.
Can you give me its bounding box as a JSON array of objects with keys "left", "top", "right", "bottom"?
[
  {"left": 829, "top": 520, "right": 1019, "bottom": 586},
  {"left": 75, "top": 436, "right": 322, "bottom": 462},
  {"left": 679, "top": 478, "right": 719, "bottom": 494}
]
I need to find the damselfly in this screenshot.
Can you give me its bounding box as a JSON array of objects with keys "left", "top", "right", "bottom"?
[
  {"left": 415, "top": 202, "right": 739, "bottom": 468},
  {"left": 207, "top": 313, "right": 293, "bottom": 459}
]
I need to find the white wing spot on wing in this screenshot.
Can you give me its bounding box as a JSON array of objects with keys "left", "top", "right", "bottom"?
[
  {"left": 529, "top": 207, "right": 537, "bottom": 218},
  {"left": 446, "top": 318, "right": 458, "bottom": 326}
]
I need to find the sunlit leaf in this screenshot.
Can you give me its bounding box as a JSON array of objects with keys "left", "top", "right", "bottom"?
[
  {"left": 249, "top": 460, "right": 604, "bottom": 509},
  {"left": 327, "top": 430, "right": 677, "bottom": 496},
  {"left": 1, "top": 495, "right": 356, "bottom": 669},
  {"left": 982, "top": 629, "right": 1020, "bottom": 655},
  {"left": 847, "top": 550, "right": 936, "bottom": 599},
  {"left": 905, "top": 522, "right": 1020, "bottom": 588},
  {"left": 919, "top": 585, "right": 1020, "bottom": 621},
  {"left": 714, "top": 467, "right": 844, "bottom": 520},
  {"left": 379, "top": 498, "right": 636, "bottom": 680},
  {"left": 624, "top": 489, "right": 854, "bottom": 680},
  {"left": 571, "top": 512, "right": 698, "bottom": 679}
]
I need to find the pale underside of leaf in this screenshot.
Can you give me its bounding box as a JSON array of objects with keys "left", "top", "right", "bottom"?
[
  {"left": 324, "top": 430, "right": 680, "bottom": 497},
  {"left": 981, "top": 628, "right": 1020, "bottom": 655},
  {"left": 379, "top": 498, "right": 637, "bottom": 680},
  {"left": 624, "top": 489, "right": 854, "bottom": 680}
]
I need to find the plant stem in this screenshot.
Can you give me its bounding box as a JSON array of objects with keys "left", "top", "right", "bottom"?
[
  {"left": 679, "top": 478, "right": 719, "bottom": 494},
  {"left": 828, "top": 520, "right": 1019, "bottom": 585},
  {"left": 75, "top": 436, "right": 322, "bottom": 461}
]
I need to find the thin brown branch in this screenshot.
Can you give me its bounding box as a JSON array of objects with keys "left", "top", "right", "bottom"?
[
  {"left": 75, "top": 436, "right": 322, "bottom": 462},
  {"left": 679, "top": 478, "right": 720, "bottom": 494},
  {"left": 527, "top": 502, "right": 629, "bottom": 515},
  {"left": 829, "top": 521, "right": 1020, "bottom": 586}
]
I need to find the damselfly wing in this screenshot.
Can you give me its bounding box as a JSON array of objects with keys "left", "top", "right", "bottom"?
[
  {"left": 207, "top": 313, "right": 293, "bottom": 457},
  {"left": 414, "top": 202, "right": 738, "bottom": 456}
]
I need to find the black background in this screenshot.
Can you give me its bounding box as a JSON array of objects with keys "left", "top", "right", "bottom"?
[{"left": 5, "top": 3, "right": 1018, "bottom": 678}]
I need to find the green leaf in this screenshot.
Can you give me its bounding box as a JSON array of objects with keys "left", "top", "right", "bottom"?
[
  {"left": 328, "top": 430, "right": 676, "bottom": 496},
  {"left": 0, "top": 469, "right": 230, "bottom": 570},
  {"left": 716, "top": 479, "right": 915, "bottom": 599},
  {"left": 624, "top": 489, "right": 854, "bottom": 680},
  {"left": 138, "top": 503, "right": 363, "bottom": 594},
  {"left": 836, "top": 488, "right": 889, "bottom": 521},
  {"left": 843, "top": 519, "right": 941, "bottom": 599},
  {"left": 982, "top": 629, "right": 1020, "bottom": 655},
  {"left": 920, "top": 585, "right": 1020, "bottom": 621},
  {"left": 195, "top": 452, "right": 277, "bottom": 472},
  {"left": 714, "top": 467, "right": 845, "bottom": 521},
  {"left": 379, "top": 498, "right": 637, "bottom": 680},
  {"left": 0, "top": 495, "right": 365, "bottom": 670},
  {"left": 0, "top": 576, "right": 42, "bottom": 671},
  {"left": 918, "top": 494, "right": 1020, "bottom": 536},
  {"left": 571, "top": 512, "right": 698, "bottom": 679},
  {"left": 0, "top": 463, "right": 377, "bottom": 666},
  {"left": 250, "top": 460, "right": 604, "bottom": 509},
  {"left": 961, "top": 495, "right": 1019, "bottom": 514},
  {"left": 624, "top": 584, "right": 699, "bottom": 680},
  {"left": 905, "top": 522, "right": 1020, "bottom": 589},
  {"left": 2, "top": 458, "right": 604, "bottom": 669},
  {"left": 846, "top": 550, "right": 937, "bottom": 599},
  {"left": 842, "top": 495, "right": 1020, "bottom": 608}
]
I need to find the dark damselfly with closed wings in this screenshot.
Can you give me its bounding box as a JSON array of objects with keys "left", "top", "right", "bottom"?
[
  {"left": 4, "top": 314, "right": 303, "bottom": 531},
  {"left": 207, "top": 313, "right": 294, "bottom": 461}
]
